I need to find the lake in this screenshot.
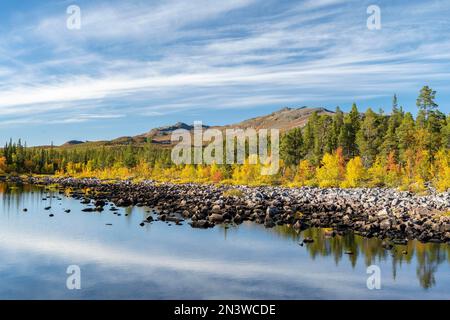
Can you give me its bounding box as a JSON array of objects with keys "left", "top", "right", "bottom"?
[{"left": 0, "top": 182, "right": 448, "bottom": 299}]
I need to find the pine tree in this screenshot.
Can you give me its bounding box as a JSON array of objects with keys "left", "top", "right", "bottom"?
[
  {"left": 302, "top": 112, "right": 317, "bottom": 161},
  {"left": 397, "top": 112, "right": 417, "bottom": 162},
  {"left": 339, "top": 103, "right": 360, "bottom": 158},
  {"left": 280, "top": 127, "right": 304, "bottom": 166},
  {"left": 382, "top": 117, "right": 399, "bottom": 158},
  {"left": 392, "top": 94, "right": 399, "bottom": 113},
  {"left": 331, "top": 106, "right": 344, "bottom": 151},
  {"left": 416, "top": 85, "right": 438, "bottom": 118},
  {"left": 313, "top": 115, "right": 333, "bottom": 161},
  {"left": 356, "top": 108, "right": 382, "bottom": 166},
  {"left": 425, "top": 110, "right": 446, "bottom": 156}
]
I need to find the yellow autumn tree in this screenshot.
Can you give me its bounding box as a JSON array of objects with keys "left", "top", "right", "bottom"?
[
  {"left": 231, "top": 155, "right": 262, "bottom": 185},
  {"left": 134, "top": 160, "right": 152, "bottom": 180},
  {"left": 0, "top": 156, "right": 7, "bottom": 174},
  {"left": 231, "top": 164, "right": 243, "bottom": 184},
  {"left": 399, "top": 149, "right": 427, "bottom": 193},
  {"left": 341, "top": 156, "right": 366, "bottom": 188},
  {"left": 414, "top": 149, "right": 431, "bottom": 183},
  {"left": 180, "top": 164, "right": 196, "bottom": 182},
  {"left": 293, "top": 159, "right": 315, "bottom": 186},
  {"left": 281, "top": 165, "right": 295, "bottom": 185},
  {"left": 316, "top": 150, "right": 344, "bottom": 188},
  {"left": 209, "top": 162, "right": 224, "bottom": 183},
  {"left": 195, "top": 164, "right": 210, "bottom": 183},
  {"left": 433, "top": 149, "right": 450, "bottom": 192},
  {"left": 368, "top": 155, "right": 386, "bottom": 187},
  {"left": 385, "top": 151, "right": 401, "bottom": 187}
]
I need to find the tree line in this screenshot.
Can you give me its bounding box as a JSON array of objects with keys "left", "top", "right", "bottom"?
[
  {"left": 1, "top": 86, "right": 449, "bottom": 192},
  {"left": 279, "top": 86, "right": 450, "bottom": 191}
]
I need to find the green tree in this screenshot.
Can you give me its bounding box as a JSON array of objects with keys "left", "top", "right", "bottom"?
[
  {"left": 397, "top": 112, "right": 417, "bottom": 162},
  {"left": 382, "top": 98, "right": 403, "bottom": 158},
  {"left": 416, "top": 85, "right": 438, "bottom": 118},
  {"left": 424, "top": 110, "right": 446, "bottom": 156},
  {"left": 339, "top": 103, "right": 360, "bottom": 158},
  {"left": 331, "top": 106, "right": 344, "bottom": 151},
  {"left": 356, "top": 108, "right": 382, "bottom": 166},
  {"left": 302, "top": 111, "right": 318, "bottom": 161},
  {"left": 280, "top": 127, "right": 304, "bottom": 166},
  {"left": 313, "top": 115, "right": 334, "bottom": 161},
  {"left": 392, "top": 94, "right": 399, "bottom": 113}
]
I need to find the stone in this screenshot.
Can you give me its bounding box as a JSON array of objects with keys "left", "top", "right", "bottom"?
[
  {"left": 380, "top": 219, "right": 391, "bottom": 230},
  {"left": 208, "top": 213, "right": 224, "bottom": 223},
  {"left": 94, "top": 200, "right": 106, "bottom": 207},
  {"left": 303, "top": 237, "right": 314, "bottom": 243},
  {"left": 211, "top": 205, "right": 222, "bottom": 214},
  {"left": 266, "top": 206, "right": 279, "bottom": 217},
  {"left": 293, "top": 221, "right": 302, "bottom": 230},
  {"left": 190, "top": 220, "right": 212, "bottom": 229},
  {"left": 264, "top": 217, "right": 275, "bottom": 228}
]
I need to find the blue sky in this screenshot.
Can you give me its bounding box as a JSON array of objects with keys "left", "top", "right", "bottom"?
[{"left": 0, "top": 0, "right": 449, "bottom": 146}]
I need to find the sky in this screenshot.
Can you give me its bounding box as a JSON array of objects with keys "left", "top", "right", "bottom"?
[{"left": 0, "top": 0, "right": 449, "bottom": 146}]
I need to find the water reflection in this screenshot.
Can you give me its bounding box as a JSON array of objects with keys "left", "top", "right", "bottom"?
[
  {"left": 0, "top": 182, "right": 449, "bottom": 299},
  {"left": 271, "top": 225, "right": 449, "bottom": 289}
]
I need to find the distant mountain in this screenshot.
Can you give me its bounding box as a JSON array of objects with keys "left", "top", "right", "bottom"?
[
  {"left": 58, "top": 107, "right": 333, "bottom": 148},
  {"left": 62, "top": 140, "right": 85, "bottom": 146},
  {"left": 138, "top": 122, "right": 210, "bottom": 144},
  {"left": 220, "top": 106, "right": 334, "bottom": 132}
]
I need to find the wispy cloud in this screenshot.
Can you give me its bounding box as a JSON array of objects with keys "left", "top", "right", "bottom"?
[{"left": 0, "top": 0, "right": 449, "bottom": 144}]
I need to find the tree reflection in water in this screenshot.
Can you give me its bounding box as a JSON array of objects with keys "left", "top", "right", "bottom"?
[
  {"left": 1, "top": 182, "right": 449, "bottom": 290},
  {"left": 271, "top": 224, "right": 449, "bottom": 289}
]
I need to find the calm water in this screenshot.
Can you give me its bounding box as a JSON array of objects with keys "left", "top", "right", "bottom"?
[{"left": 0, "top": 183, "right": 448, "bottom": 300}]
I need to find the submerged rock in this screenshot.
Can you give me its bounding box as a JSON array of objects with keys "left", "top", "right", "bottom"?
[{"left": 22, "top": 176, "right": 450, "bottom": 244}]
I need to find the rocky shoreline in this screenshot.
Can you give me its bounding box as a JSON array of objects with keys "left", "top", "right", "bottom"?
[{"left": 3, "top": 176, "right": 450, "bottom": 243}]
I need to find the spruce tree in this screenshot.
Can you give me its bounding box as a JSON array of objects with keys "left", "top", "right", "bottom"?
[
  {"left": 331, "top": 106, "right": 344, "bottom": 151},
  {"left": 397, "top": 112, "right": 417, "bottom": 162},
  {"left": 338, "top": 103, "right": 360, "bottom": 158},
  {"left": 356, "top": 108, "right": 382, "bottom": 166},
  {"left": 280, "top": 127, "right": 304, "bottom": 166}
]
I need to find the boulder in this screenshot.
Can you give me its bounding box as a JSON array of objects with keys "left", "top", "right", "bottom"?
[
  {"left": 266, "top": 206, "right": 279, "bottom": 217},
  {"left": 208, "top": 213, "right": 224, "bottom": 223}
]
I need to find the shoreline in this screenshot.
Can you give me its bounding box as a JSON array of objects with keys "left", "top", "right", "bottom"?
[{"left": 2, "top": 175, "right": 449, "bottom": 244}]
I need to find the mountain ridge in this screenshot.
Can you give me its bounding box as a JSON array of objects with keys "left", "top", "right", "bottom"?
[{"left": 59, "top": 106, "right": 334, "bottom": 148}]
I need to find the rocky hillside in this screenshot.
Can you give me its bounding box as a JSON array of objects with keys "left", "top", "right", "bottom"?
[
  {"left": 60, "top": 106, "right": 333, "bottom": 147},
  {"left": 221, "top": 106, "right": 334, "bottom": 131}
]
